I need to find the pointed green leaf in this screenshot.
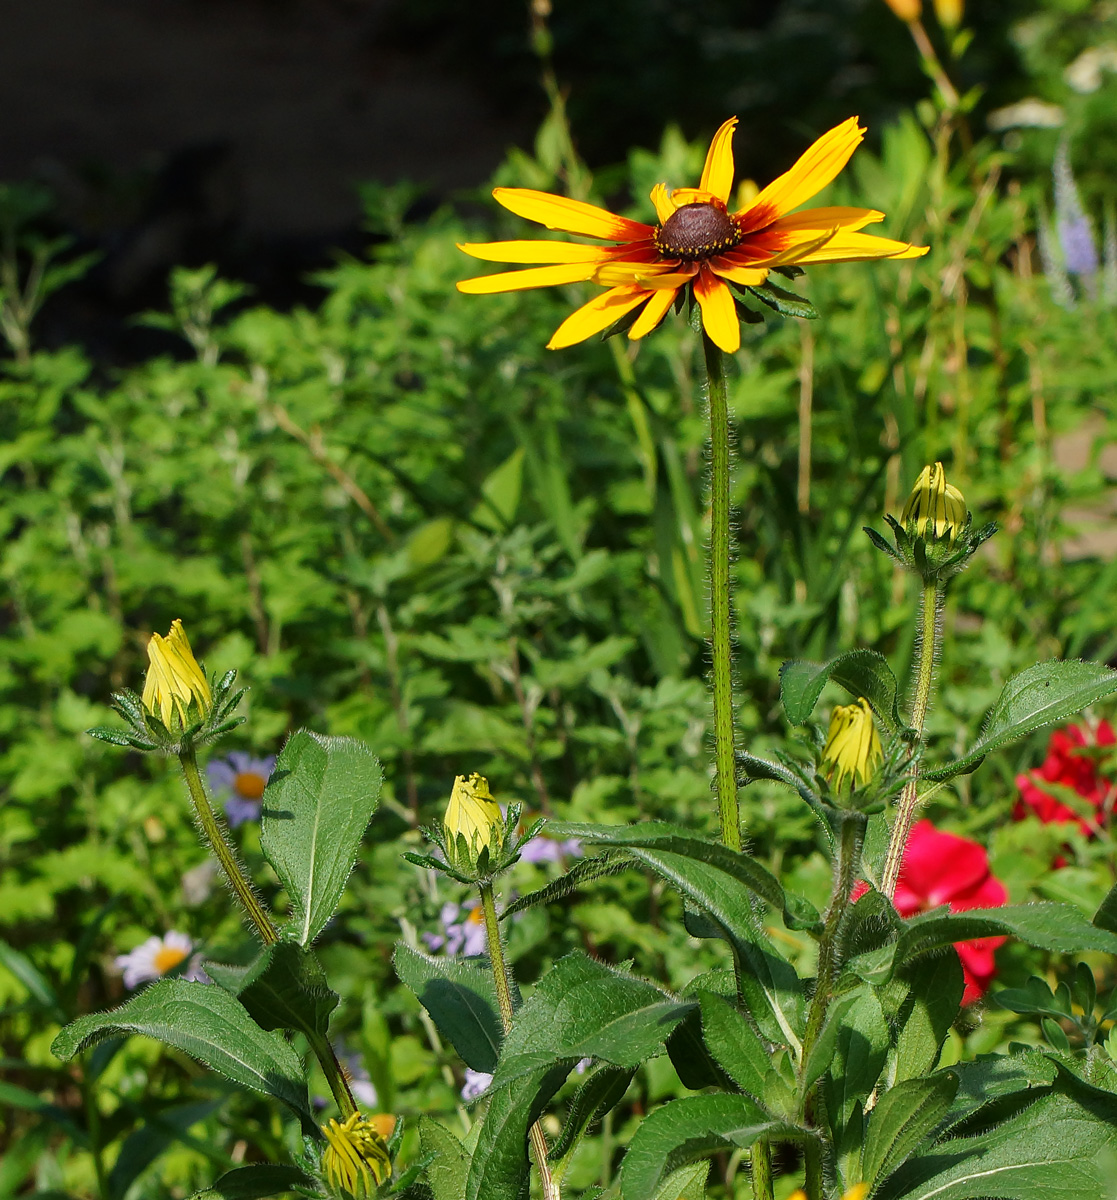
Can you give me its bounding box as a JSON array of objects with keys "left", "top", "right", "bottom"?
[
  {"left": 861, "top": 1073, "right": 959, "bottom": 1187},
  {"left": 696, "top": 991, "right": 772, "bottom": 1101},
  {"left": 190, "top": 1164, "right": 317, "bottom": 1200},
  {"left": 893, "top": 953, "right": 965, "bottom": 1082},
  {"left": 465, "top": 1066, "right": 570, "bottom": 1200},
  {"left": 51, "top": 980, "right": 313, "bottom": 1128},
  {"left": 393, "top": 944, "right": 503, "bottom": 1073},
  {"left": 822, "top": 986, "right": 889, "bottom": 1125},
  {"left": 419, "top": 1116, "right": 470, "bottom": 1200},
  {"left": 925, "top": 660, "right": 1117, "bottom": 782},
  {"left": 876, "top": 1089, "right": 1116, "bottom": 1200},
  {"left": 548, "top": 822, "right": 812, "bottom": 1043},
  {"left": 260, "top": 730, "right": 382, "bottom": 945},
  {"left": 548, "top": 1065, "right": 635, "bottom": 1166},
  {"left": 895, "top": 903, "right": 1117, "bottom": 968},
  {"left": 780, "top": 649, "right": 902, "bottom": 732},
  {"left": 220, "top": 942, "right": 338, "bottom": 1040},
  {"left": 491, "top": 952, "right": 693, "bottom": 1088},
  {"left": 618, "top": 1094, "right": 803, "bottom": 1200}
]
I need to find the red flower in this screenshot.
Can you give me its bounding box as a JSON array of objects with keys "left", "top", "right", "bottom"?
[
  {"left": 854, "top": 819, "right": 1007, "bottom": 1004},
  {"left": 1014, "top": 720, "right": 1116, "bottom": 835}
]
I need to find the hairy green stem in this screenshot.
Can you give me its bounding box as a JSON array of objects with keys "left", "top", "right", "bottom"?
[
  {"left": 178, "top": 748, "right": 357, "bottom": 1118},
  {"left": 480, "top": 883, "right": 559, "bottom": 1200},
  {"left": 881, "top": 580, "right": 942, "bottom": 898},
  {"left": 799, "top": 815, "right": 864, "bottom": 1100},
  {"left": 180, "top": 749, "right": 279, "bottom": 944},
  {"left": 704, "top": 335, "right": 741, "bottom": 852},
  {"left": 749, "top": 1137, "right": 774, "bottom": 1200},
  {"left": 803, "top": 1137, "right": 824, "bottom": 1200}
]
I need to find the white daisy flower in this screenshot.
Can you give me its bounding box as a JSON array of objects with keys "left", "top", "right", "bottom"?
[
  {"left": 206, "top": 752, "right": 276, "bottom": 828},
  {"left": 113, "top": 931, "right": 206, "bottom": 990}
]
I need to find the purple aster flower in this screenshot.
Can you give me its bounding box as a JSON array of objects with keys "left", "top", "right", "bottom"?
[
  {"left": 519, "top": 833, "right": 583, "bottom": 865},
  {"left": 206, "top": 751, "right": 275, "bottom": 828},
  {"left": 422, "top": 901, "right": 488, "bottom": 957},
  {"left": 461, "top": 1068, "right": 492, "bottom": 1101}
]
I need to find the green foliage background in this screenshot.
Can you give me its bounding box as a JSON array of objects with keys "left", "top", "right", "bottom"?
[{"left": 3, "top": 1, "right": 1117, "bottom": 1195}]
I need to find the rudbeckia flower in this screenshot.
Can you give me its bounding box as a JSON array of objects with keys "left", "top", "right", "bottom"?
[
  {"left": 458, "top": 116, "right": 927, "bottom": 353},
  {"left": 822, "top": 698, "right": 883, "bottom": 790}
]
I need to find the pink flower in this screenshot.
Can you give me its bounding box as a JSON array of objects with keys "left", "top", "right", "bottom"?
[
  {"left": 854, "top": 820, "right": 1007, "bottom": 1004},
  {"left": 1014, "top": 720, "right": 1116, "bottom": 836}
]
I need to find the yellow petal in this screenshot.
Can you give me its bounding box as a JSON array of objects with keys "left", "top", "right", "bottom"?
[
  {"left": 457, "top": 240, "right": 610, "bottom": 264},
  {"left": 547, "top": 286, "right": 648, "bottom": 350},
  {"left": 694, "top": 270, "right": 739, "bottom": 353},
  {"left": 594, "top": 261, "right": 685, "bottom": 287},
  {"left": 742, "top": 116, "right": 865, "bottom": 220},
  {"left": 493, "top": 188, "right": 651, "bottom": 241},
  {"left": 769, "top": 206, "right": 885, "bottom": 233},
  {"left": 786, "top": 230, "right": 929, "bottom": 264},
  {"left": 650, "top": 183, "right": 676, "bottom": 224},
  {"left": 713, "top": 263, "right": 769, "bottom": 286},
  {"left": 456, "top": 262, "right": 602, "bottom": 294},
  {"left": 760, "top": 227, "right": 839, "bottom": 268},
  {"left": 628, "top": 286, "right": 678, "bottom": 340},
  {"left": 699, "top": 117, "right": 738, "bottom": 205},
  {"left": 666, "top": 187, "right": 720, "bottom": 209}
]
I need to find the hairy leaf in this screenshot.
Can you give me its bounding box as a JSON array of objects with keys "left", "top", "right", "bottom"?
[
  {"left": 260, "top": 730, "right": 382, "bottom": 945},
  {"left": 51, "top": 980, "right": 313, "bottom": 1128}
]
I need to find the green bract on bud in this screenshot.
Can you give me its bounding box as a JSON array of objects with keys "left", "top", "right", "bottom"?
[
  {"left": 87, "top": 619, "right": 246, "bottom": 754},
  {"left": 444, "top": 772, "right": 504, "bottom": 869},
  {"left": 864, "top": 460, "right": 995, "bottom": 583},
  {"left": 901, "top": 462, "right": 967, "bottom": 548},
  {"left": 321, "top": 1113, "right": 392, "bottom": 1198},
  {"left": 822, "top": 698, "right": 882, "bottom": 791}
]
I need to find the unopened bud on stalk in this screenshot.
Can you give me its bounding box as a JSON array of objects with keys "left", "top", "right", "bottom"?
[
  {"left": 444, "top": 773, "right": 504, "bottom": 867},
  {"left": 822, "top": 698, "right": 883, "bottom": 790},
  {"left": 933, "top": 0, "right": 963, "bottom": 29},
  {"left": 901, "top": 462, "right": 967, "bottom": 548},
  {"left": 882, "top": 0, "right": 921, "bottom": 21},
  {"left": 142, "top": 620, "right": 212, "bottom": 728},
  {"left": 321, "top": 1113, "right": 392, "bottom": 1197}
]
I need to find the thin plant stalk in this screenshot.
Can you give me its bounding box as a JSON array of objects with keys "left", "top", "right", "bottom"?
[
  {"left": 179, "top": 748, "right": 279, "bottom": 946},
  {"left": 881, "top": 580, "right": 943, "bottom": 898},
  {"left": 703, "top": 335, "right": 741, "bottom": 852},
  {"left": 750, "top": 1138, "right": 774, "bottom": 1200},
  {"left": 177, "top": 747, "right": 358, "bottom": 1118},
  {"left": 479, "top": 883, "right": 560, "bottom": 1200}
]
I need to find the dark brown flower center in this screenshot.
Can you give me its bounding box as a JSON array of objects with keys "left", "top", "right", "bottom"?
[{"left": 655, "top": 202, "right": 741, "bottom": 260}]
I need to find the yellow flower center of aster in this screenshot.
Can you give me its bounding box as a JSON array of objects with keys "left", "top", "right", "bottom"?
[
  {"left": 655, "top": 202, "right": 742, "bottom": 261},
  {"left": 153, "top": 944, "right": 189, "bottom": 974},
  {"left": 234, "top": 770, "right": 267, "bottom": 800}
]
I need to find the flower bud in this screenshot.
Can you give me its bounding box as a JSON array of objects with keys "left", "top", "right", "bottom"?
[
  {"left": 933, "top": 0, "right": 963, "bottom": 29},
  {"left": 900, "top": 462, "right": 967, "bottom": 547},
  {"left": 822, "top": 698, "right": 883, "bottom": 790},
  {"left": 321, "top": 1113, "right": 392, "bottom": 1197},
  {"left": 882, "top": 0, "right": 921, "bottom": 21},
  {"left": 443, "top": 773, "right": 504, "bottom": 866},
  {"left": 142, "top": 620, "right": 212, "bottom": 728}
]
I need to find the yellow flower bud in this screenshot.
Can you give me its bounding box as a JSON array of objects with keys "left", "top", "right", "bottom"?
[
  {"left": 444, "top": 773, "right": 504, "bottom": 862},
  {"left": 900, "top": 461, "right": 967, "bottom": 547},
  {"left": 933, "top": 0, "right": 963, "bottom": 28},
  {"left": 881, "top": 0, "right": 921, "bottom": 21},
  {"left": 822, "top": 698, "right": 883, "bottom": 790},
  {"left": 789, "top": 1187, "right": 867, "bottom": 1200},
  {"left": 321, "top": 1113, "right": 392, "bottom": 1197},
  {"left": 142, "top": 620, "right": 212, "bottom": 728}
]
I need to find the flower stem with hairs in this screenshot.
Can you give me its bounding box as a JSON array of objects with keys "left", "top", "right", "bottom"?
[
  {"left": 705, "top": 336, "right": 741, "bottom": 853},
  {"left": 178, "top": 748, "right": 358, "bottom": 1118},
  {"left": 479, "top": 882, "right": 560, "bottom": 1200},
  {"left": 881, "top": 579, "right": 943, "bottom": 898}
]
